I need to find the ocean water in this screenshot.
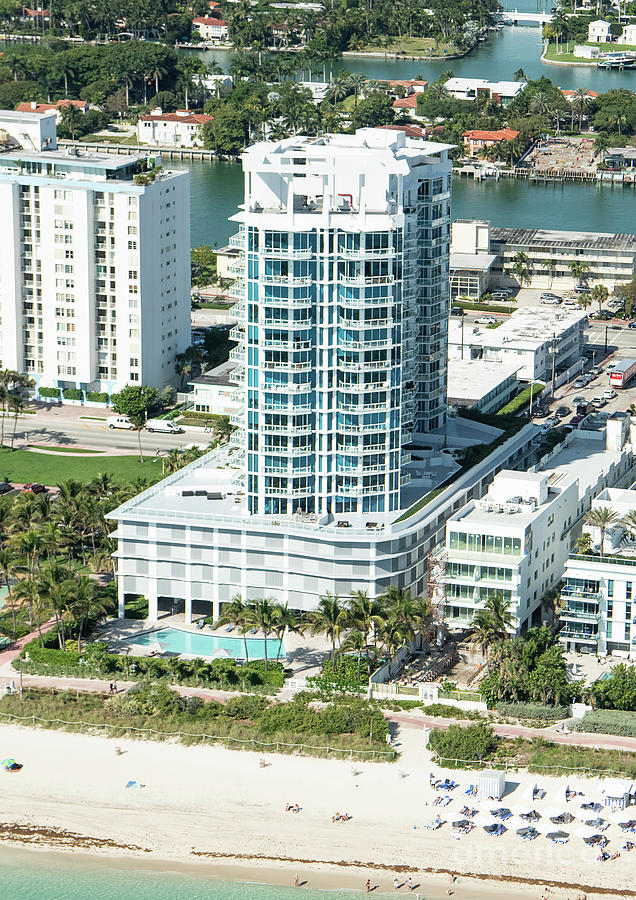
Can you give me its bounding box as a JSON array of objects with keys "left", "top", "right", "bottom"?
[{"left": 0, "top": 853, "right": 387, "bottom": 900}]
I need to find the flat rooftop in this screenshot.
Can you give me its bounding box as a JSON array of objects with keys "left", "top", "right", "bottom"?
[
  {"left": 0, "top": 147, "right": 155, "bottom": 171},
  {"left": 538, "top": 430, "right": 625, "bottom": 496},
  {"left": 449, "top": 305, "right": 587, "bottom": 350},
  {"left": 0, "top": 108, "right": 56, "bottom": 122},
  {"left": 450, "top": 251, "right": 497, "bottom": 271},
  {"left": 447, "top": 359, "right": 519, "bottom": 403},
  {"left": 491, "top": 226, "right": 636, "bottom": 253},
  {"left": 189, "top": 360, "right": 236, "bottom": 387}
]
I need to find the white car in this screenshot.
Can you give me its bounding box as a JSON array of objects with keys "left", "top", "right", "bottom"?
[
  {"left": 603, "top": 389, "right": 617, "bottom": 399},
  {"left": 474, "top": 316, "right": 497, "bottom": 325}
]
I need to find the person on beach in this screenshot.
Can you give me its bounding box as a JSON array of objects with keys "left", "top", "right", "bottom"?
[
  {"left": 407, "top": 876, "right": 413, "bottom": 891},
  {"left": 393, "top": 878, "right": 400, "bottom": 890},
  {"left": 295, "top": 874, "right": 299, "bottom": 887},
  {"left": 365, "top": 879, "right": 371, "bottom": 893}
]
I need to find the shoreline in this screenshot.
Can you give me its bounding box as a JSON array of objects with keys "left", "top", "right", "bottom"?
[
  {"left": 0, "top": 837, "right": 633, "bottom": 900},
  {"left": 541, "top": 44, "right": 598, "bottom": 68}
]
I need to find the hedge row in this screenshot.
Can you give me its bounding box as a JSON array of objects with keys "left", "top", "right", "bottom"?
[
  {"left": 20, "top": 638, "right": 285, "bottom": 690},
  {"left": 38, "top": 387, "right": 61, "bottom": 399},
  {"left": 63, "top": 388, "right": 83, "bottom": 401},
  {"left": 497, "top": 383, "right": 545, "bottom": 417},
  {"left": 496, "top": 702, "right": 570, "bottom": 722},
  {"left": 570, "top": 709, "right": 636, "bottom": 738},
  {"left": 86, "top": 391, "right": 109, "bottom": 403}
]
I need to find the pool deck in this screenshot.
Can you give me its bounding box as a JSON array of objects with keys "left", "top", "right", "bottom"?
[{"left": 92, "top": 616, "right": 331, "bottom": 676}]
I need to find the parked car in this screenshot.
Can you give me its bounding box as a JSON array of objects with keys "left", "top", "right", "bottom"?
[
  {"left": 22, "top": 483, "right": 45, "bottom": 494},
  {"left": 450, "top": 306, "right": 464, "bottom": 317},
  {"left": 539, "top": 424, "right": 552, "bottom": 436},
  {"left": 544, "top": 415, "right": 559, "bottom": 427},
  {"left": 145, "top": 419, "right": 184, "bottom": 434},
  {"left": 573, "top": 378, "right": 587, "bottom": 389},
  {"left": 591, "top": 366, "right": 603, "bottom": 375},
  {"left": 573, "top": 285, "right": 591, "bottom": 294},
  {"left": 628, "top": 322, "right": 636, "bottom": 330},
  {"left": 490, "top": 293, "right": 510, "bottom": 302},
  {"left": 603, "top": 389, "right": 617, "bottom": 399},
  {"left": 592, "top": 397, "right": 607, "bottom": 408},
  {"left": 540, "top": 296, "right": 561, "bottom": 305},
  {"left": 540, "top": 292, "right": 562, "bottom": 302},
  {"left": 107, "top": 416, "right": 135, "bottom": 430},
  {"left": 570, "top": 415, "right": 583, "bottom": 426},
  {"left": 572, "top": 396, "right": 586, "bottom": 405},
  {"left": 0, "top": 482, "right": 13, "bottom": 495},
  {"left": 592, "top": 311, "right": 612, "bottom": 320},
  {"left": 555, "top": 406, "right": 570, "bottom": 418},
  {"left": 474, "top": 316, "right": 498, "bottom": 325}
]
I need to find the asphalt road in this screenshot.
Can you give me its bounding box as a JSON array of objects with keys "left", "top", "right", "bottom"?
[{"left": 17, "top": 406, "right": 207, "bottom": 454}]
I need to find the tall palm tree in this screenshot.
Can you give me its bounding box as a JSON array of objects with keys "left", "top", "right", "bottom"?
[
  {"left": 214, "top": 593, "right": 252, "bottom": 661},
  {"left": 37, "top": 565, "right": 72, "bottom": 650},
  {"left": 585, "top": 506, "right": 619, "bottom": 555},
  {"left": 484, "top": 592, "right": 514, "bottom": 638},
  {"left": 13, "top": 576, "right": 38, "bottom": 633},
  {"left": 246, "top": 597, "right": 279, "bottom": 670},
  {"left": 511, "top": 251, "right": 530, "bottom": 287},
  {"left": 69, "top": 574, "right": 105, "bottom": 653},
  {"left": 272, "top": 601, "right": 301, "bottom": 663},
  {"left": 620, "top": 509, "right": 636, "bottom": 541},
  {"left": 541, "top": 258, "right": 556, "bottom": 288},
  {"left": 310, "top": 591, "right": 346, "bottom": 671},
  {"left": 0, "top": 548, "right": 16, "bottom": 632},
  {"left": 590, "top": 283, "right": 608, "bottom": 314},
  {"left": 348, "top": 72, "right": 366, "bottom": 107},
  {"left": 378, "top": 612, "right": 406, "bottom": 675},
  {"left": 346, "top": 589, "right": 383, "bottom": 660}
]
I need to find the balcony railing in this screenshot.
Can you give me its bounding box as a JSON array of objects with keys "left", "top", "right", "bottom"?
[
  {"left": 571, "top": 552, "right": 636, "bottom": 568},
  {"left": 561, "top": 588, "right": 602, "bottom": 600},
  {"left": 558, "top": 628, "right": 599, "bottom": 643},
  {"left": 228, "top": 231, "right": 244, "bottom": 249},
  {"left": 559, "top": 607, "right": 601, "bottom": 623}
]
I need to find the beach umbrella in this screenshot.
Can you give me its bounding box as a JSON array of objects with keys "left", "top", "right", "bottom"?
[
  {"left": 546, "top": 830, "right": 569, "bottom": 843},
  {"left": 1, "top": 758, "right": 16, "bottom": 769}
]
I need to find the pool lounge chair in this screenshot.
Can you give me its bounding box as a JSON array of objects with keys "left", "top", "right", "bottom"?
[
  {"left": 224, "top": 625, "right": 234, "bottom": 633},
  {"left": 196, "top": 620, "right": 205, "bottom": 629},
  {"left": 424, "top": 818, "right": 443, "bottom": 830}
]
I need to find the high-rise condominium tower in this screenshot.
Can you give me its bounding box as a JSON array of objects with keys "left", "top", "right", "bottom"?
[{"left": 230, "top": 127, "right": 452, "bottom": 518}]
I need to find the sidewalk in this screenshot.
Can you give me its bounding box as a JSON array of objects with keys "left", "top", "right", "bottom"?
[{"left": 0, "top": 619, "right": 56, "bottom": 670}]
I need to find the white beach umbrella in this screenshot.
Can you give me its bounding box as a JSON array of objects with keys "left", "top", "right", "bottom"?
[
  {"left": 213, "top": 647, "right": 233, "bottom": 658},
  {"left": 475, "top": 813, "right": 494, "bottom": 827}
]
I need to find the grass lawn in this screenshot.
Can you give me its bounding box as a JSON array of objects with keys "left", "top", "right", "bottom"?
[
  {"left": 194, "top": 300, "right": 235, "bottom": 310},
  {"left": 540, "top": 40, "right": 628, "bottom": 63},
  {"left": 359, "top": 36, "right": 457, "bottom": 56},
  {"left": 0, "top": 448, "right": 162, "bottom": 485},
  {"left": 79, "top": 132, "right": 139, "bottom": 145},
  {"left": 28, "top": 445, "right": 104, "bottom": 454}
]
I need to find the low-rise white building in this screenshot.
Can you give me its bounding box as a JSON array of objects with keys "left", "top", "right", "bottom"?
[
  {"left": 447, "top": 360, "right": 519, "bottom": 414},
  {"left": 450, "top": 219, "right": 496, "bottom": 298},
  {"left": 618, "top": 23, "right": 636, "bottom": 44},
  {"left": 0, "top": 108, "right": 57, "bottom": 152},
  {"left": 448, "top": 306, "right": 588, "bottom": 382},
  {"left": 588, "top": 19, "right": 612, "bottom": 42},
  {"left": 445, "top": 414, "right": 636, "bottom": 634},
  {"left": 559, "top": 483, "right": 636, "bottom": 658},
  {"left": 188, "top": 360, "right": 241, "bottom": 417},
  {"left": 444, "top": 78, "right": 526, "bottom": 105},
  {"left": 137, "top": 109, "right": 213, "bottom": 148},
  {"left": 490, "top": 226, "right": 636, "bottom": 290}
]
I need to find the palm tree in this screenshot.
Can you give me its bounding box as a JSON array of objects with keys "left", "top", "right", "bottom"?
[
  {"left": 310, "top": 591, "right": 346, "bottom": 671},
  {"left": 541, "top": 258, "right": 556, "bottom": 288},
  {"left": 575, "top": 532, "right": 592, "bottom": 554},
  {"left": 569, "top": 261, "right": 590, "bottom": 286},
  {"left": 620, "top": 509, "right": 636, "bottom": 541},
  {"left": 12, "top": 577, "right": 38, "bottom": 633},
  {"left": 0, "top": 548, "right": 16, "bottom": 632},
  {"left": 214, "top": 593, "right": 251, "bottom": 661},
  {"left": 272, "top": 601, "right": 301, "bottom": 663},
  {"left": 513, "top": 68, "right": 526, "bottom": 82},
  {"left": 246, "top": 597, "right": 279, "bottom": 670},
  {"left": 378, "top": 612, "right": 406, "bottom": 676},
  {"left": 348, "top": 72, "right": 366, "bottom": 107},
  {"left": 590, "top": 283, "right": 609, "bottom": 314},
  {"left": 38, "top": 565, "right": 72, "bottom": 650},
  {"left": 69, "top": 574, "right": 105, "bottom": 653},
  {"left": 484, "top": 592, "right": 514, "bottom": 638},
  {"left": 346, "top": 589, "right": 383, "bottom": 660},
  {"left": 340, "top": 628, "right": 368, "bottom": 681},
  {"left": 530, "top": 91, "right": 552, "bottom": 119},
  {"left": 511, "top": 251, "right": 530, "bottom": 287},
  {"left": 328, "top": 73, "right": 350, "bottom": 106},
  {"left": 585, "top": 506, "right": 619, "bottom": 555},
  {"left": 570, "top": 87, "right": 592, "bottom": 131}
]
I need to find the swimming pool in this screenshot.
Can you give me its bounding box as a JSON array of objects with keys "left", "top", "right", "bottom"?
[{"left": 131, "top": 627, "right": 285, "bottom": 660}]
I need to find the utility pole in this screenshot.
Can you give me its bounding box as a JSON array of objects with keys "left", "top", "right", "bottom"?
[{"left": 551, "top": 332, "right": 557, "bottom": 396}]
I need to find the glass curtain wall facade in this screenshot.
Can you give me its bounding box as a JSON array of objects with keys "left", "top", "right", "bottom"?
[{"left": 229, "top": 130, "right": 452, "bottom": 520}]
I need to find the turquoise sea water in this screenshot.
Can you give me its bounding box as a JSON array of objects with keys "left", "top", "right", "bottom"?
[
  {"left": 132, "top": 626, "right": 285, "bottom": 659},
  {"left": 0, "top": 852, "right": 399, "bottom": 900}
]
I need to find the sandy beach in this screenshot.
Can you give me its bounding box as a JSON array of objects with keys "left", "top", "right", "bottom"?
[{"left": 0, "top": 720, "right": 633, "bottom": 900}]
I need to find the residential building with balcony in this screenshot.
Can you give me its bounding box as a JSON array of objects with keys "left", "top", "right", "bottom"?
[
  {"left": 443, "top": 414, "right": 636, "bottom": 634},
  {"left": 108, "top": 128, "right": 546, "bottom": 622},
  {"left": 559, "top": 486, "right": 636, "bottom": 658},
  {"left": 0, "top": 136, "right": 190, "bottom": 394},
  {"left": 448, "top": 305, "right": 587, "bottom": 382}
]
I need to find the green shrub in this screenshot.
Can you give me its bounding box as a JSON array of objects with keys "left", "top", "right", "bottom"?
[
  {"left": 63, "top": 388, "right": 84, "bottom": 401},
  {"left": 570, "top": 709, "right": 636, "bottom": 738},
  {"left": 496, "top": 702, "right": 570, "bottom": 722},
  {"left": 497, "top": 383, "right": 545, "bottom": 416},
  {"left": 428, "top": 723, "right": 497, "bottom": 765},
  {"left": 124, "top": 595, "right": 148, "bottom": 620},
  {"left": 224, "top": 694, "right": 270, "bottom": 719},
  {"left": 86, "top": 391, "right": 109, "bottom": 403},
  {"left": 38, "top": 387, "right": 61, "bottom": 399},
  {"left": 316, "top": 653, "right": 370, "bottom": 685},
  {"left": 421, "top": 703, "right": 483, "bottom": 720}
]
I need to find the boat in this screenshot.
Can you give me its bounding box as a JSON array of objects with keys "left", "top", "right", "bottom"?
[
  {"left": 597, "top": 51, "right": 636, "bottom": 69},
  {"left": 496, "top": 22, "right": 504, "bottom": 29}
]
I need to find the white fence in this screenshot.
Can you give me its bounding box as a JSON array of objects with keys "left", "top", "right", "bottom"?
[{"left": 286, "top": 678, "right": 487, "bottom": 713}]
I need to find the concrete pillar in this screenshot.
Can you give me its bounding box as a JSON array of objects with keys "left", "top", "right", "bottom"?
[
  {"left": 117, "top": 578, "right": 125, "bottom": 619},
  {"left": 147, "top": 584, "right": 158, "bottom": 622},
  {"left": 184, "top": 592, "right": 192, "bottom": 625},
  {"left": 212, "top": 599, "right": 220, "bottom": 622}
]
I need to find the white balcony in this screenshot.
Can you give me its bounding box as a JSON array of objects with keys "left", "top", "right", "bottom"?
[
  {"left": 229, "top": 411, "right": 245, "bottom": 427},
  {"left": 262, "top": 360, "right": 312, "bottom": 371},
  {"left": 229, "top": 326, "right": 245, "bottom": 342},
  {"left": 340, "top": 275, "right": 394, "bottom": 286},
  {"left": 228, "top": 231, "right": 245, "bottom": 249},
  {"left": 262, "top": 294, "right": 312, "bottom": 306},
  {"left": 229, "top": 280, "right": 246, "bottom": 299},
  {"left": 261, "top": 247, "right": 313, "bottom": 259},
  {"left": 229, "top": 347, "right": 245, "bottom": 362},
  {"left": 228, "top": 261, "right": 245, "bottom": 277},
  {"left": 338, "top": 317, "right": 393, "bottom": 329},
  {"left": 228, "top": 367, "right": 245, "bottom": 385}
]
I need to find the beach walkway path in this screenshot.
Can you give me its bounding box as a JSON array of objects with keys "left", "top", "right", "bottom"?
[
  {"left": 0, "top": 619, "right": 56, "bottom": 670},
  {"left": 387, "top": 710, "right": 636, "bottom": 753}
]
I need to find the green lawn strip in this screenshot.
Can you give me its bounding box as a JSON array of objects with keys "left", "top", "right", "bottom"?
[
  {"left": 28, "top": 445, "right": 104, "bottom": 455},
  {"left": 193, "top": 300, "right": 234, "bottom": 310},
  {"left": 79, "top": 416, "right": 107, "bottom": 421},
  {"left": 0, "top": 448, "right": 162, "bottom": 485},
  {"left": 359, "top": 36, "right": 457, "bottom": 55}
]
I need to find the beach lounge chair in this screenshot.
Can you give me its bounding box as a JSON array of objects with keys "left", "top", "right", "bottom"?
[
  {"left": 225, "top": 625, "right": 234, "bottom": 633},
  {"left": 424, "top": 818, "right": 442, "bottom": 830},
  {"left": 196, "top": 620, "right": 205, "bottom": 629},
  {"left": 125, "top": 780, "right": 138, "bottom": 789},
  {"left": 465, "top": 784, "right": 475, "bottom": 795}
]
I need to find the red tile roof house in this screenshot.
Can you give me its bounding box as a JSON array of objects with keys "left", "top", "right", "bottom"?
[
  {"left": 21, "top": 7, "right": 50, "bottom": 20},
  {"left": 392, "top": 94, "right": 423, "bottom": 119},
  {"left": 137, "top": 108, "right": 213, "bottom": 148},
  {"left": 192, "top": 16, "right": 229, "bottom": 43},
  {"left": 463, "top": 127, "right": 519, "bottom": 158},
  {"left": 17, "top": 99, "right": 89, "bottom": 122},
  {"left": 378, "top": 123, "right": 444, "bottom": 140}
]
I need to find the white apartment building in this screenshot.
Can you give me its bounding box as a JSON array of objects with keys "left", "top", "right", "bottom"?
[
  {"left": 137, "top": 109, "right": 213, "bottom": 149},
  {"left": 0, "top": 134, "right": 190, "bottom": 395},
  {"left": 230, "top": 128, "right": 453, "bottom": 518},
  {"left": 559, "top": 486, "right": 636, "bottom": 658},
  {"left": 109, "top": 128, "right": 547, "bottom": 621},
  {"left": 490, "top": 227, "right": 636, "bottom": 290},
  {"left": 448, "top": 306, "right": 587, "bottom": 382},
  {"left": 444, "top": 414, "right": 636, "bottom": 634}
]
